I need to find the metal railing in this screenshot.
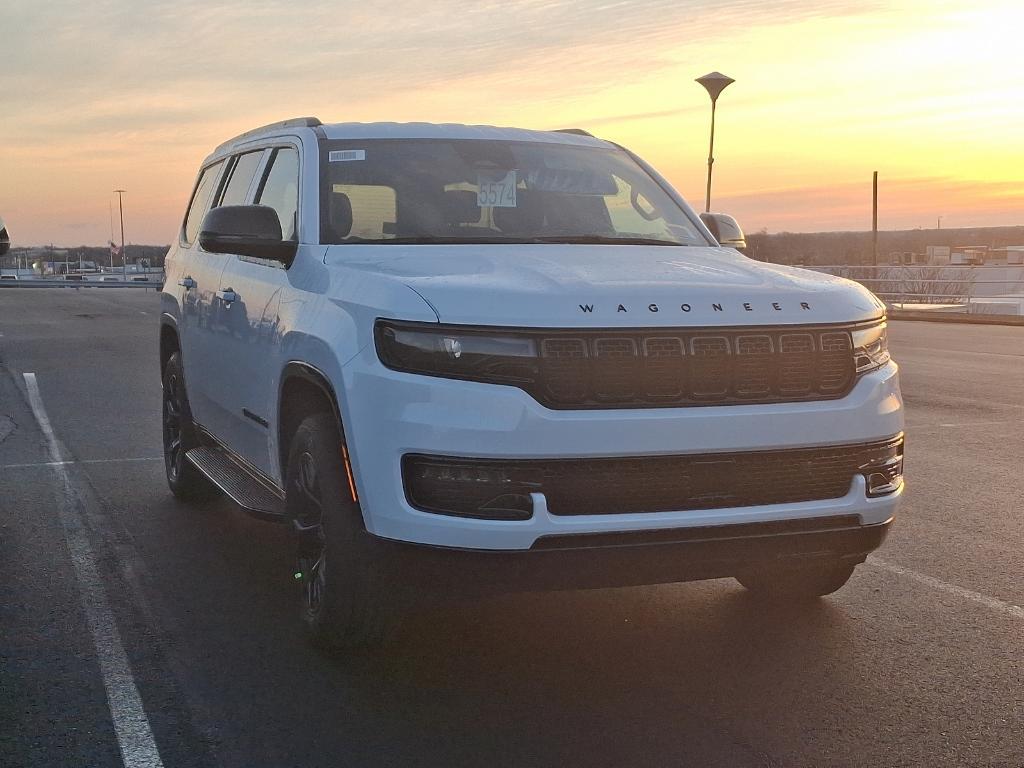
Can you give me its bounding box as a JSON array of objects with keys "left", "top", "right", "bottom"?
[
  {"left": 802, "top": 265, "right": 1024, "bottom": 312},
  {"left": 0, "top": 277, "right": 162, "bottom": 290}
]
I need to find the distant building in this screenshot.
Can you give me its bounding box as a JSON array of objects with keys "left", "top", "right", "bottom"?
[{"left": 989, "top": 246, "right": 1024, "bottom": 264}]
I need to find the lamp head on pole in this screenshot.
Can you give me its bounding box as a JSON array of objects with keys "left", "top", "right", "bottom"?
[{"left": 696, "top": 71, "right": 735, "bottom": 103}]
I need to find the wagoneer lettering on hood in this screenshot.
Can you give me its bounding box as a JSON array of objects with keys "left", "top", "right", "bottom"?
[{"left": 324, "top": 243, "right": 885, "bottom": 327}]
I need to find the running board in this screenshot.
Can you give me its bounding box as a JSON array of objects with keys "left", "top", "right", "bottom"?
[{"left": 185, "top": 446, "right": 286, "bottom": 521}]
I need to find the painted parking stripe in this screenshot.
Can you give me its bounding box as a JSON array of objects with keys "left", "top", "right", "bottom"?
[
  {"left": 0, "top": 456, "right": 163, "bottom": 470},
  {"left": 23, "top": 372, "right": 165, "bottom": 768},
  {"left": 868, "top": 555, "right": 1024, "bottom": 620}
]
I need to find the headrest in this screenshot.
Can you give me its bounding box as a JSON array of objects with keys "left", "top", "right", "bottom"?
[
  {"left": 493, "top": 190, "right": 543, "bottom": 233},
  {"left": 331, "top": 192, "right": 353, "bottom": 239},
  {"left": 443, "top": 190, "right": 480, "bottom": 226}
]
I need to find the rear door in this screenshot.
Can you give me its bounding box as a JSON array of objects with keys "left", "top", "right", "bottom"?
[{"left": 177, "top": 158, "right": 233, "bottom": 433}]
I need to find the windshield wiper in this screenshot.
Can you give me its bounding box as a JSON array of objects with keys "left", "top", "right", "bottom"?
[
  {"left": 337, "top": 234, "right": 688, "bottom": 246},
  {"left": 339, "top": 235, "right": 545, "bottom": 245},
  {"left": 531, "top": 235, "right": 685, "bottom": 246}
]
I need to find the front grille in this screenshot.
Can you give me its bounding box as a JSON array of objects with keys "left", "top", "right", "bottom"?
[
  {"left": 403, "top": 437, "right": 903, "bottom": 518},
  {"left": 534, "top": 326, "right": 856, "bottom": 408}
]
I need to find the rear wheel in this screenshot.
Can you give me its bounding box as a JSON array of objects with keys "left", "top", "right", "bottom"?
[
  {"left": 288, "top": 411, "right": 391, "bottom": 651},
  {"left": 736, "top": 562, "right": 856, "bottom": 601},
  {"left": 162, "top": 352, "right": 219, "bottom": 502}
]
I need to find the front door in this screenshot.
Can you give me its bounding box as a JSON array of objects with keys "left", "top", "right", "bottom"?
[{"left": 205, "top": 145, "right": 301, "bottom": 478}]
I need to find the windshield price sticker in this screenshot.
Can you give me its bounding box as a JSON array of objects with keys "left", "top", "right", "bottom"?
[{"left": 477, "top": 171, "right": 517, "bottom": 208}]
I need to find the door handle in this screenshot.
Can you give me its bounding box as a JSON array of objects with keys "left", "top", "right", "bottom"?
[
  {"left": 178, "top": 276, "right": 195, "bottom": 289},
  {"left": 216, "top": 288, "right": 237, "bottom": 305}
]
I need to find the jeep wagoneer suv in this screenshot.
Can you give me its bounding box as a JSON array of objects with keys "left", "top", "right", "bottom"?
[{"left": 159, "top": 118, "right": 903, "bottom": 649}]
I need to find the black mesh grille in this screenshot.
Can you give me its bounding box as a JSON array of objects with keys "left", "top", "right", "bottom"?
[
  {"left": 534, "top": 327, "right": 856, "bottom": 408},
  {"left": 376, "top": 320, "right": 866, "bottom": 410},
  {"left": 403, "top": 437, "right": 902, "bottom": 518}
]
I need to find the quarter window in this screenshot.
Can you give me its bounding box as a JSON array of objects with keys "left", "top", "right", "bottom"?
[
  {"left": 256, "top": 147, "right": 299, "bottom": 240},
  {"left": 182, "top": 161, "right": 224, "bottom": 245}
]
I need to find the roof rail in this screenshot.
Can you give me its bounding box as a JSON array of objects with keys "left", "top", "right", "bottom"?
[
  {"left": 215, "top": 117, "right": 322, "bottom": 154},
  {"left": 551, "top": 128, "right": 594, "bottom": 137}
]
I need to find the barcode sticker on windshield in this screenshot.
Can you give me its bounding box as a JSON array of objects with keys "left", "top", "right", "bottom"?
[
  {"left": 477, "top": 171, "right": 517, "bottom": 208},
  {"left": 329, "top": 149, "right": 366, "bottom": 162}
]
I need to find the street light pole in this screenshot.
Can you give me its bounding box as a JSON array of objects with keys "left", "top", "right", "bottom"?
[
  {"left": 696, "top": 71, "right": 735, "bottom": 213},
  {"left": 114, "top": 189, "right": 127, "bottom": 280}
]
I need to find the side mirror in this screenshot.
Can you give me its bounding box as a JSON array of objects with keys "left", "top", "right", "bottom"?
[
  {"left": 700, "top": 212, "right": 747, "bottom": 253},
  {"left": 0, "top": 217, "right": 10, "bottom": 257},
  {"left": 198, "top": 205, "right": 296, "bottom": 265}
]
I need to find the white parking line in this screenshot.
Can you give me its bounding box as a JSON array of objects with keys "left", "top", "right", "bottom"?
[
  {"left": 868, "top": 555, "right": 1024, "bottom": 620},
  {"left": 23, "top": 372, "right": 165, "bottom": 768},
  {"left": 0, "top": 457, "right": 163, "bottom": 470}
]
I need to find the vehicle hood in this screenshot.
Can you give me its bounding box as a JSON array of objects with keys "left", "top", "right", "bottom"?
[{"left": 324, "top": 244, "right": 884, "bottom": 327}]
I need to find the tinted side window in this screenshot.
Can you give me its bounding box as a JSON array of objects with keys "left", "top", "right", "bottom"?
[
  {"left": 256, "top": 147, "right": 299, "bottom": 240},
  {"left": 183, "top": 161, "right": 224, "bottom": 244},
  {"left": 218, "top": 151, "right": 265, "bottom": 208}
]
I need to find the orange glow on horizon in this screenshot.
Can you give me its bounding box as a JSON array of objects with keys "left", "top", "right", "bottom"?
[{"left": 1, "top": 0, "right": 1021, "bottom": 245}]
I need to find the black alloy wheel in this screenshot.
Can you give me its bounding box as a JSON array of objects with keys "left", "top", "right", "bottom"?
[
  {"left": 293, "top": 450, "right": 327, "bottom": 618},
  {"left": 286, "top": 411, "right": 391, "bottom": 651},
  {"left": 161, "top": 352, "right": 218, "bottom": 501}
]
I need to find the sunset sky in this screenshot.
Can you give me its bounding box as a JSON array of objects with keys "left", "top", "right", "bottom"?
[{"left": 1, "top": 0, "right": 1021, "bottom": 246}]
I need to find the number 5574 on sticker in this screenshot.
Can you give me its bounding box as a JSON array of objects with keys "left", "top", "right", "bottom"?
[{"left": 477, "top": 171, "right": 518, "bottom": 208}]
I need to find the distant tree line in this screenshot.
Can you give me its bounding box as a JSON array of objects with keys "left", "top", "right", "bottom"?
[{"left": 746, "top": 226, "right": 1024, "bottom": 265}]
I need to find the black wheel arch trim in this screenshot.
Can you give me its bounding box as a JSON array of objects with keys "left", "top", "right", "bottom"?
[
  {"left": 278, "top": 361, "right": 364, "bottom": 521},
  {"left": 159, "top": 314, "right": 182, "bottom": 380}
]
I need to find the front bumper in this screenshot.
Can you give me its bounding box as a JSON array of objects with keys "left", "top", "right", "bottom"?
[
  {"left": 361, "top": 514, "right": 894, "bottom": 598},
  {"left": 339, "top": 345, "right": 903, "bottom": 550}
]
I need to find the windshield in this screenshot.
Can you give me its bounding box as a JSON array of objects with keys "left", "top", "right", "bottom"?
[{"left": 319, "top": 139, "right": 708, "bottom": 246}]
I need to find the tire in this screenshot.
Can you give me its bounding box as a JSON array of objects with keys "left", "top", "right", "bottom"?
[
  {"left": 736, "top": 562, "right": 856, "bottom": 601},
  {"left": 162, "top": 352, "right": 219, "bottom": 501},
  {"left": 287, "top": 411, "right": 391, "bottom": 651}
]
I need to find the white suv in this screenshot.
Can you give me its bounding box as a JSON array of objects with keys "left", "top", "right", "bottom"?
[{"left": 160, "top": 118, "right": 903, "bottom": 649}]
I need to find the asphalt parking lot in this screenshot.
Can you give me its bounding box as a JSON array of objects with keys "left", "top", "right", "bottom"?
[{"left": 1, "top": 288, "right": 1022, "bottom": 768}]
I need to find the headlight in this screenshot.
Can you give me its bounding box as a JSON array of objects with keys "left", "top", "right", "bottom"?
[
  {"left": 852, "top": 320, "right": 890, "bottom": 374},
  {"left": 375, "top": 320, "right": 539, "bottom": 384}
]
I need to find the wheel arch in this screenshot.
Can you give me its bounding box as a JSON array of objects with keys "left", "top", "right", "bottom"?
[
  {"left": 277, "top": 362, "right": 354, "bottom": 501},
  {"left": 159, "top": 316, "right": 180, "bottom": 379}
]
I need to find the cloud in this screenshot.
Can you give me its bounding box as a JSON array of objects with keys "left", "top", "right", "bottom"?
[{"left": 12, "top": 0, "right": 1019, "bottom": 245}]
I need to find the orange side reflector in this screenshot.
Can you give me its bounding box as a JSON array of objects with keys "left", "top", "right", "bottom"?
[{"left": 341, "top": 443, "right": 358, "bottom": 502}]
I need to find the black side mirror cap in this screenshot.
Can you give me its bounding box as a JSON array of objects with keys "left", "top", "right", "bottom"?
[
  {"left": 198, "top": 205, "right": 297, "bottom": 265},
  {"left": 700, "top": 212, "right": 747, "bottom": 253}
]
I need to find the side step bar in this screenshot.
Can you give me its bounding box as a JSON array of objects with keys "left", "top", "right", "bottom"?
[{"left": 185, "top": 446, "right": 286, "bottom": 521}]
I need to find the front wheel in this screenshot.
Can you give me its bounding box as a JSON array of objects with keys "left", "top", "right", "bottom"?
[
  {"left": 287, "top": 412, "right": 391, "bottom": 651},
  {"left": 736, "top": 562, "right": 856, "bottom": 601}
]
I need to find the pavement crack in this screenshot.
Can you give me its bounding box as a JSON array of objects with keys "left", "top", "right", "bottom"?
[{"left": 0, "top": 414, "right": 17, "bottom": 444}]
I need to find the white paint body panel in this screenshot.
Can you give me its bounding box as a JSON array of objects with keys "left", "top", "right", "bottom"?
[{"left": 162, "top": 121, "right": 903, "bottom": 551}]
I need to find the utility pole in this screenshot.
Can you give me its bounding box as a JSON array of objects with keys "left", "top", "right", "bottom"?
[
  {"left": 114, "top": 189, "right": 127, "bottom": 280},
  {"left": 872, "top": 171, "right": 878, "bottom": 267}
]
